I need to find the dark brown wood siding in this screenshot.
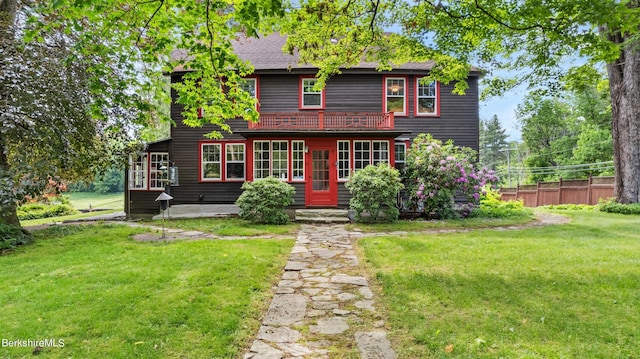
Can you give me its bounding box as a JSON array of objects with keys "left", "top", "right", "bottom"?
[
  {"left": 337, "top": 183, "right": 350, "bottom": 208},
  {"left": 129, "top": 190, "right": 165, "bottom": 218},
  {"left": 395, "top": 76, "right": 479, "bottom": 150}
]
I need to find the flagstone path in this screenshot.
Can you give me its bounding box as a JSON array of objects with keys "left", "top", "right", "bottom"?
[{"left": 243, "top": 224, "right": 397, "bottom": 359}]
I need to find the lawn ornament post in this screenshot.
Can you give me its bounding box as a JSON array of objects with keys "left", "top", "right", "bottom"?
[{"left": 155, "top": 192, "right": 173, "bottom": 239}]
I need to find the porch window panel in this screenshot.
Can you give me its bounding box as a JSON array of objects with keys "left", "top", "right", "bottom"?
[
  {"left": 202, "top": 144, "right": 222, "bottom": 180},
  {"left": 354, "top": 141, "right": 371, "bottom": 171},
  {"left": 292, "top": 140, "right": 305, "bottom": 181},
  {"left": 272, "top": 141, "right": 289, "bottom": 180},
  {"left": 394, "top": 143, "right": 406, "bottom": 171},
  {"left": 149, "top": 152, "right": 169, "bottom": 190},
  {"left": 129, "top": 153, "right": 148, "bottom": 190},
  {"left": 372, "top": 141, "right": 389, "bottom": 165},
  {"left": 253, "top": 141, "right": 270, "bottom": 179},
  {"left": 338, "top": 140, "right": 350, "bottom": 180}
]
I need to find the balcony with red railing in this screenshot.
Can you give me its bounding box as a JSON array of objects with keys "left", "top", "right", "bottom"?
[{"left": 247, "top": 111, "right": 395, "bottom": 130}]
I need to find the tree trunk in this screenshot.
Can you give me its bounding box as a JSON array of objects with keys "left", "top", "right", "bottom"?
[
  {"left": 606, "top": 32, "right": 640, "bottom": 204},
  {"left": 0, "top": 135, "right": 21, "bottom": 228},
  {"left": 0, "top": 0, "right": 21, "bottom": 227}
]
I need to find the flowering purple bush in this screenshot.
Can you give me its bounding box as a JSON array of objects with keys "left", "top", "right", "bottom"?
[{"left": 404, "top": 134, "right": 500, "bottom": 219}]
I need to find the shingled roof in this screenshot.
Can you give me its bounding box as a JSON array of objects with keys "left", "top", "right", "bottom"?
[{"left": 172, "top": 32, "right": 448, "bottom": 73}]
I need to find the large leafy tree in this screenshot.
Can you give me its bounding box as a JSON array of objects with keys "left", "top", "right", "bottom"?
[
  {"left": 281, "top": 0, "right": 640, "bottom": 202},
  {"left": 517, "top": 95, "right": 575, "bottom": 182},
  {"left": 401, "top": 1, "right": 639, "bottom": 202},
  {"left": 517, "top": 84, "right": 613, "bottom": 182},
  {"left": 1, "top": 0, "right": 148, "bottom": 227}
]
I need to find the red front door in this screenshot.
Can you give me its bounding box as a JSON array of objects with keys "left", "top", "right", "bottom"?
[{"left": 306, "top": 141, "right": 337, "bottom": 207}]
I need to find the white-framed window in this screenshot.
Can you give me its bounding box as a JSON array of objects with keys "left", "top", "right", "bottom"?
[
  {"left": 254, "top": 141, "right": 289, "bottom": 180},
  {"left": 253, "top": 141, "right": 271, "bottom": 179},
  {"left": 394, "top": 143, "right": 406, "bottom": 171},
  {"left": 225, "top": 144, "right": 245, "bottom": 180},
  {"left": 202, "top": 144, "right": 222, "bottom": 181},
  {"left": 338, "top": 140, "right": 350, "bottom": 180},
  {"left": 149, "top": 152, "right": 169, "bottom": 190},
  {"left": 384, "top": 76, "right": 407, "bottom": 116},
  {"left": 292, "top": 140, "right": 305, "bottom": 181},
  {"left": 372, "top": 141, "right": 389, "bottom": 165},
  {"left": 416, "top": 78, "right": 438, "bottom": 116},
  {"left": 354, "top": 141, "right": 371, "bottom": 171},
  {"left": 129, "top": 153, "right": 148, "bottom": 190},
  {"left": 300, "top": 77, "right": 324, "bottom": 109}
]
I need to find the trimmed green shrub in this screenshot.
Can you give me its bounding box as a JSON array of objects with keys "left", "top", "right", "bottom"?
[
  {"left": 236, "top": 177, "right": 295, "bottom": 224},
  {"left": 599, "top": 197, "right": 640, "bottom": 215},
  {"left": 0, "top": 224, "right": 32, "bottom": 252},
  {"left": 345, "top": 163, "right": 404, "bottom": 223},
  {"left": 473, "top": 188, "right": 532, "bottom": 218},
  {"left": 17, "top": 202, "right": 77, "bottom": 220}
]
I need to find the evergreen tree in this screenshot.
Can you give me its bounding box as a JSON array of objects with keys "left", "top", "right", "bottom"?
[{"left": 479, "top": 115, "right": 508, "bottom": 171}]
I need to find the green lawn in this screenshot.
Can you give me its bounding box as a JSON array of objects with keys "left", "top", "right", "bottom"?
[
  {"left": 0, "top": 224, "right": 293, "bottom": 358},
  {"left": 349, "top": 212, "right": 534, "bottom": 233},
  {"left": 360, "top": 210, "right": 640, "bottom": 358},
  {"left": 67, "top": 192, "right": 124, "bottom": 211},
  {"left": 145, "top": 217, "right": 300, "bottom": 237}
]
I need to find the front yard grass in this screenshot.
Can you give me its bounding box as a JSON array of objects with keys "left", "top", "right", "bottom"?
[
  {"left": 360, "top": 210, "right": 640, "bottom": 358},
  {"left": 0, "top": 224, "right": 293, "bottom": 358},
  {"left": 350, "top": 211, "right": 534, "bottom": 233},
  {"left": 145, "top": 217, "right": 300, "bottom": 236}
]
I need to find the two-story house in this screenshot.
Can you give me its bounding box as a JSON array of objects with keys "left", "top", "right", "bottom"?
[{"left": 126, "top": 33, "right": 481, "bottom": 218}]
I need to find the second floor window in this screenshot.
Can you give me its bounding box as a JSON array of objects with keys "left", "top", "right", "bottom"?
[
  {"left": 241, "top": 77, "right": 258, "bottom": 110},
  {"left": 384, "top": 77, "right": 407, "bottom": 116},
  {"left": 300, "top": 77, "right": 324, "bottom": 109},
  {"left": 416, "top": 78, "right": 439, "bottom": 116}
]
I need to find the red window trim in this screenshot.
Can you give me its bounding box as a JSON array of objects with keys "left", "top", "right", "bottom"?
[
  {"left": 382, "top": 75, "right": 409, "bottom": 117},
  {"left": 414, "top": 77, "right": 441, "bottom": 117},
  {"left": 299, "top": 75, "right": 326, "bottom": 110},
  {"left": 198, "top": 140, "right": 247, "bottom": 182}
]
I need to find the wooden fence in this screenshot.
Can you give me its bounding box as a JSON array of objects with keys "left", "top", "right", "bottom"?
[{"left": 499, "top": 177, "right": 614, "bottom": 207}]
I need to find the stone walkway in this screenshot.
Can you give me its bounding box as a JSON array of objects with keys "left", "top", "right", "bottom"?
[{"left": 243, "top": 224, "right": 396, "bottom": 359}]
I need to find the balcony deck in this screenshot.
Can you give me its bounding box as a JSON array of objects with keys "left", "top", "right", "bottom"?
[{"left": 248, "top": 111, "right": 394, "bottom": 130}]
